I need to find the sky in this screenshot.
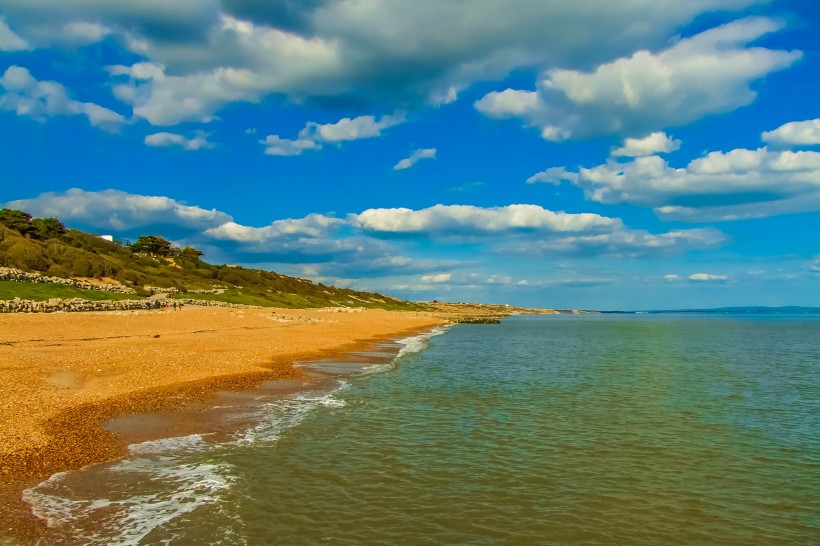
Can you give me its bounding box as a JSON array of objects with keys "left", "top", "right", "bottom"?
[{"left": 0, "top": 0, "right": 818, "bottom": 310}]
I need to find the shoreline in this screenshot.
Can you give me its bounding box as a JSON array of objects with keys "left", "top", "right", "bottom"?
[{"left": 0, "top": 306, "right": 447, "bottom": 542}]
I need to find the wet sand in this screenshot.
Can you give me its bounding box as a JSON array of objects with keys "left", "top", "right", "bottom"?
[{"left": 0, "top": 306, "right": 446, "bottom": 540}]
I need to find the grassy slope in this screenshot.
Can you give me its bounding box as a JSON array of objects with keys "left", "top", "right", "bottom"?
[{"left": 0, "top": 225, "right": 425, "bottom": 310}]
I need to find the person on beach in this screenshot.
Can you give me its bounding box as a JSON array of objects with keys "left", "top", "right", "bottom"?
[{"left": 172, "top": 301, "right": 178, "bottom": 311}]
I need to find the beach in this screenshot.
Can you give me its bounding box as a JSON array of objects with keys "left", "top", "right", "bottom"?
[{"left": 0, "top": 306, "right": 447, "bottom": 539}]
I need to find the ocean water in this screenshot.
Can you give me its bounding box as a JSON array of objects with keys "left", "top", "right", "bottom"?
[{"left": 23, "top": 314, "right": 820, "bottom": 545}]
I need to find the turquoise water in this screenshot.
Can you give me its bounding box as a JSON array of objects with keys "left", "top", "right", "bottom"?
[{"left": 25, "top": 314, "right": 820, "bottom": 545}]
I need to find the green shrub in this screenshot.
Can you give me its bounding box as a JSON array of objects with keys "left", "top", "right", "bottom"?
[{"left": 47, "top": 264, "right": 69, "bottom": 277}]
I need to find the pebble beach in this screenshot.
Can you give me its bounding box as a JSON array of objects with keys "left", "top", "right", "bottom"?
[{"left": 0, "top": 305, "right": 446, "bottom": 540}]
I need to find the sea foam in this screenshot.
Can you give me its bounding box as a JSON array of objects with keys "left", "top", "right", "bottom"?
[{"left": 22, "top": 326, "right": 449, "bottom": 544}]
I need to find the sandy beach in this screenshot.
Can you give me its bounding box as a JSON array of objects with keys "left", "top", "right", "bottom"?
[{"left": 0, "top": 306, "right": 446, "bottom": 539}]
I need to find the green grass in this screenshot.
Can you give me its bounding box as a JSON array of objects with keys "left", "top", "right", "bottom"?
[
  {"left": 177, "top": 290, "right": 280, "bottom": 307},
  {"left": 0, "top": 280, "right": 141, "bottom": 302},
  {"left": 1, "top": 220, "right": 427, "bottom": 311},
  {"left": 178, "top": 289, "right": 353, "bottom": 308},
  {"left": 175, "top": 289, "right": 426, "bottom": 310}
]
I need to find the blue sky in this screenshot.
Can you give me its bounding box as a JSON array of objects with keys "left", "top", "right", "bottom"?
[{"left": 1, "top": 0, "right": 818, "bottom": 310}]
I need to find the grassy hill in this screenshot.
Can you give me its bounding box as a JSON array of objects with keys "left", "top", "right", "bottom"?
[{"left": 0, "top": 209, "right": 425, "bottom": 310}]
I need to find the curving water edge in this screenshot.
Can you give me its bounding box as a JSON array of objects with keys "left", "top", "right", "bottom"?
[
  {"left": 20, "top": 315, "right": 819, "bottom": 545},
  {"left": 22, "top": 326, "right": 450, "bottom": 545}
]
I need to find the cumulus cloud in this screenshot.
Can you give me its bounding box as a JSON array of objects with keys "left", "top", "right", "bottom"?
[
  {"left": 0, "top": 1, "right": 766, "bottom": 125},
  {"left": 394, "top": 148, "right": 437, "bottom": 171},
  {"left": 2, "top": 187, "right": 369, "bottom": 264},
  {"left": 612, "top": 132, "right": 681, "bottom": 157},
  {"left": 421, "top": 273, "right": 451, "bottom": 283},
  {"left": 0, "top": 17, "right": 28, "bottom": 51},
  {"left": 0, "top": 66, "right": 125, "bottom": 130},
  {"left": 304, "top": 255, "right": 463, "bottom": 280},
  {"left": 526, "top": 166, "right": 578, "bottom": 185},
  {"left": 505, "top": 228, "right": 726, "bottom": 258},
  {"left": 144, "top": 132, "right": 213, "bottom": 151},
  {"left": 475, "top": 17, "right": 800, "bottom": 140},
  {"left": 305, "top": 113, "right": 405, "bottom": 142},
  {"left": 4, "top": 188, "right": 231, "bottom": 233},
  {"left": 203, "top": 214, "right": 345, "bottom": 243},
  {"left": 573, "top": 147, "right": 820, "bottom": 221},
  {"left": 5, "top": 189, "right": 732, "bottom": 287},
  {"left": 262, "top": 113, "right": 403, "bottom": 156},
  {"left": 261, "top": 134, "right": 322, "bottom": 156},
  {"left": 106, "top": 18, "right": 342, "bottom": 125},
  {"left": 762, "top": 119, "right": 820, "bottom": 147},
  {"left": 59, "top": 21, "right": 111, "bottom": 46},
  {"left": 664, "top": 274, "right": 682, "bottom": 281},
  {"left": 352, "top": 204, "right": 726, "bottom": 257},
  {"left": 353, "top": 204, "right": 622, "bottom": 236},
  {"left": 688, "top": 273, "right": 730, "bottom": 282}
]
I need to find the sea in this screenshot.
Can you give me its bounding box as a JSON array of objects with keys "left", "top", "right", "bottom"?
[{"left": 21, "top": 313, "right": 820, "bottom": 545}]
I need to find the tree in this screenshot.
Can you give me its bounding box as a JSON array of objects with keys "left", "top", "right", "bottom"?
[
  {"left": 0, "top": 208, "right": 35, "bottom": 237},
  {"left": 130, "top": 235, "right": 173, "bottom": 256},
  {"left": 180, "top": 246, "right": 204, "bottom": 259},
  {"left": 31, "top": 217, "right": 67, "bottom": 240}
]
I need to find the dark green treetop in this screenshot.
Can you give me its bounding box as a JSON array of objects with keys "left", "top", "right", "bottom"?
[
  {"left": 0, "top": 208, "right": 35, "bottom": 237},
  {"left": 131, "top": 235, "right": 173, "bottom": 256}
]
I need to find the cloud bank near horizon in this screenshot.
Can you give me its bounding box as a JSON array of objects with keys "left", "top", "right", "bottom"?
[{"left": 4, "top": 189, "right": 728, "bottom": 283}]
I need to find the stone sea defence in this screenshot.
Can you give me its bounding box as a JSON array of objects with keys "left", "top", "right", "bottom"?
[
  {"left": 0, "top": 267, "right": 135, "bottom": 294},
  {"left": 0, "top": 298, "right": 147, "bottom": 313},
  {"left": 0, "top": 297, "right": 266, "bottom": 313},
  {"left": 0, "top": 267, "right": 267, "bottom": 313}
]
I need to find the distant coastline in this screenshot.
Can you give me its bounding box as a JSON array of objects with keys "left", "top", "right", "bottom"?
[{"left": 600, "top": 306, "right": 820, "bottom": 315}]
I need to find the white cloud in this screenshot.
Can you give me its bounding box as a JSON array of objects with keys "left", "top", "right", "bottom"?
[
  {"left": 3, "top": 187, "right": 365, "bottom": 263},
  {"left": 476, "top": 89, "right": 541, "bottom": 119},
  {"left": 4, "top": 189, "right": 732, "bottom": 290},
  {"left": 0, "top": 17, "right": 28, "bottom": 51},
  {"left": 261, "top": 134, "right": 322, "bottom": 156},
  {"left": 573, "top": 147, "right": 820, "bottom": 221},
  {"left": 262, "top": 113, "right": 403, "bottom": 156},
  {"left": 612, "top": 132, "right": 681, "bottom": 157},
  {"left": 204, "top": 215, "right": 345, "bottom": 243},
  {"left": 394, "top": 148, "right": 437, "bottom": 171},
  {"left": 526, "top": 166, "right": 578, "bottom": 185},
  {"left": 508, "top": 228, "right": 726, "bottom": 258},
  {"left": 0, "top": 1, "right": 766, "bottom": 125},
  {"left": 5, "top": 188, "right": 231, "bottom": 232},
  {"left": 353, "top": 204, "right": 622, "bottom": 235},
  {"left": 109, "top": 63, "right": 265, "bottom": 126},
  {"left": 689, "top": 273, "right": 730, "bottom": 282},
  {"left": 305, "top": 113, "right": 405, "bottom": 142},
  {"left": 352, "top": 204, "right": 726, "bottom": 257},
  {"left": 476, "top": 17, "right": 800, "bottom": 140},
  {"left": 145, "top": 132, "right": 213, "bottom": 151},
  {"left": 762, "top": 119, "right": 820, "bottom": 147},
  {"left": 664, "top": 274, "right": 682, "bottom": 281},
  {"left": 421, "top": 273, "right": 451, "bottom": 283},
  {"left": 107, "top": 20, "right": 341, "bottom": 125},
  {"left": 60, "top": 21, "right": 111, "bottom": 45},
  {"left": 0, "top": 66, "right": 125, "bottom": 130}
]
